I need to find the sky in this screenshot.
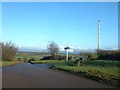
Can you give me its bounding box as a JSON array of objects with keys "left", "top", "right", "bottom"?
[{"left": 2, "top": 2, "right": 118, "bottom": 51}]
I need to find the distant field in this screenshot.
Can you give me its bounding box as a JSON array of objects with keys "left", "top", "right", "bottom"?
[
  {"left": 16, "top": 52, "right": 75, "bottom": 61},
  {"left": 16, "top": 52, "right": 50, "bottom": 60}
]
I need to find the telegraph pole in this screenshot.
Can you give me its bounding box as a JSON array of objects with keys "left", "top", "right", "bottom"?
[{"left": 98, "top": 20, "right": 100, "bottom": 59}]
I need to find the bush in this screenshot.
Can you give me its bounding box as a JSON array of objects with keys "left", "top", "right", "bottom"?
[
  {"left": 87, "top": 53, "right": 98, "bottom": 60},
  {"left": 99, "top": 50, "right": 120, "bottom": 60},
  {"left": 55, "top": 55, "right": 72, "bottom": 60},
  {"left": 66, "top": 61, "right": 76, "bottom": 66},
  {"left": 2, "top": 41, "right": 18, "bottom": 61},
  {"left": 83, "top": 60, "right": 119, "bottom": 67},
  {"left": 16, "top": 57, "right": 21, "bottom": 61},
  {"left": 40, "top": 56, "right": 52, "bottom": 60},
  {"left": 23, "top": 55, "right": 28, "bottom": 62},
  {"left": 40, "top": 55, "right": 72, "bottom": 60},
  {"left": 0, "top": 43, "right": 2, "bottom": 60},
  {"left": 54, "top": 55, "right": 65, "bottom": 60}
]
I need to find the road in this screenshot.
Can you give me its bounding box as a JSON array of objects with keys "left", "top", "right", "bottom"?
[{"left": 2, "top": 63, "right": 114, "bottom": 88}]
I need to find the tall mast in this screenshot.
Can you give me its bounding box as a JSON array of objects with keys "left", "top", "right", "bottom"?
[{"left": 98, "top": 20, "right": 100, "bottom": 50}]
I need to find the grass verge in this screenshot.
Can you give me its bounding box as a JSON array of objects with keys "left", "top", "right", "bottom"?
[
  {"left": 0, "top": 60, "right": 20, "bottom": 67},
  {"left": 31, "top": 60, "right": 120, "bottom": 87}
]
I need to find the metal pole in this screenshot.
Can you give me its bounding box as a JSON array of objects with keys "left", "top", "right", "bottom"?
[
  {"left": 98, "top": 20, "right": 100, "bottom": 59},
  {"left": 98, "top": 20, "right": 100, "bottom": 50}
]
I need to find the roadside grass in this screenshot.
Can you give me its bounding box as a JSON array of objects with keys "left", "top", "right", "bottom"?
[
  {"left": 32, "top": 60, "right": 65, "bottom": 64},
  {"left": 54, "top": 64, "right": 119, "bottom": 76},
  {"left": 31, "top": 60, "right": 119, "bottom": 86},
  {"left": 83, "top": 60, "right": 119, "bottom": 67},
  {"left": 0, "top": 60, "right": 20, "bottom": 67},
  {"left": 31, "top": 60, "right": 119, "bottom": 76},
  {"left": 31, "top": 60, "right": 119, "bottom": 77}
]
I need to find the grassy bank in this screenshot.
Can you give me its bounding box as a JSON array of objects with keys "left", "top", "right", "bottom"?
[
  {"left": 32, "top": 60, "right": 65, "bottom": 64},
  {"left": 31, "top": 60, "right": 119, "bottom": 87},
  {"left": 0, "top": 60, "right": 20, "bottom": 67}
]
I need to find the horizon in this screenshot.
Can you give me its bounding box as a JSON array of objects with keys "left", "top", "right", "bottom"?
[{"left": 2, "top": 2, "right": 118, "bottom": 51}]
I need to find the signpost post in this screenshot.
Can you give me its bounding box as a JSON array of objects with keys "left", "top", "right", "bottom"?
[
  {"left": 66, "top": 49, "right": 68, "bottom": 60},
  {"left": 64, "top": 47, "right": 73, "bottom": 60},
  {"left": 64, "top": 47, "right": 70, "bottom": 60}
]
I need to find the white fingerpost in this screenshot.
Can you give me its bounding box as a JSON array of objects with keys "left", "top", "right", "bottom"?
[{"left": 64, "top": 47, "right": 70, "bottom": 60}]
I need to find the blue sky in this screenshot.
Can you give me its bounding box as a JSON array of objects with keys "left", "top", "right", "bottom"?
[{"left": 2, "top": 2, "right": 118, "bottom": 50}]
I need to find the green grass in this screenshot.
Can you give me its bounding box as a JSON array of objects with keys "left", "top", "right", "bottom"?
[
  {"left": 32, "top": 60, "right": 65, "bottom": 64},
  {"left": 32, "top": 60, "right": 119, "bottom": 76},
  {"left": 83, "top": 60, "right": 119, "bottom": 67},
  {"left": 31, "top": 60, "right": 119, "bottom": 86},
  {"left": 54, "top": 60, "right": 119, "bottom": 86},
  {"left": 0, "top": 60, "right": 20, "bottom": 66},
  {"left": 54, "top": 64, "right": 119, "bottom": 77}
]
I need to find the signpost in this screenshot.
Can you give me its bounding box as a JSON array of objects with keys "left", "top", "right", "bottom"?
[{"left": 64, "top": 47, "right": 73, "bottom": 60}]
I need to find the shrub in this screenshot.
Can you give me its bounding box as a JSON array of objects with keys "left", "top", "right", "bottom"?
[
  {"left": 83, "top": 60, "right": 119, "bottom": 67},
  {"left": 40, "top": 55, "right": 72, "bottom": 60},
  {"left": 2, "top": 41, "right": 18, "bottom": 61},
  {"left": 16, "top": 57, "right": 21, "bottom": 61},
  {"left": 56, "top": 55, "right": 72, "bottom": 60},
  {"left": 99, "top": 50, "right": 120, "bottom": 60},
  {"left": 0, "top": 43, "right": 2, "bottom": 60},
  {"left": 87, "top": 53, "right": 98, "bottom": 60},
  {"left": 66, "top": 61, "right": 76, "bottom": 66},
  {"left": 40, "top": 56, "right": 52, "bottom": 60},
  {"left": 23, "top": 55, "right": 28, "bottom": 62}
]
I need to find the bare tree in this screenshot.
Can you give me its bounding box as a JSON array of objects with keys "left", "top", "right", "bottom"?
[
  {"left": 0, "top": 43, "right": 2, "bottom": 61},
  {"left": 2, "top": 41, "right": 18, "bottom": 61},
  {"left": 47, "top": 41, "right": 59, "bottom": 60}
]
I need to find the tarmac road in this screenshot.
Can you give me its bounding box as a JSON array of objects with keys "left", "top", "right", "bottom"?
[{"left": 2, "top": 63, "right": 114, "bottom": 88}]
